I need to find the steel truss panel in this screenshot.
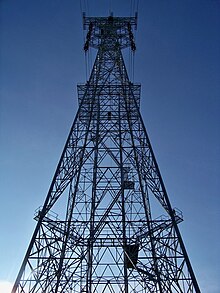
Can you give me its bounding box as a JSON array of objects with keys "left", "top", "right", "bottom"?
[{"left": 12, "top": 16, "right": 200, "bottom": 293}]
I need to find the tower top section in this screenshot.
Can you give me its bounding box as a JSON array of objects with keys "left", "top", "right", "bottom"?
[{"left": 83, "top": 14, "right": 137, "bottom": 51}]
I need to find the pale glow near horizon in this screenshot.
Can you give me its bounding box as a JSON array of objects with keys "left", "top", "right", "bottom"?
[{"left": 0, "top": 281, "right": 13, "bottom": 293}]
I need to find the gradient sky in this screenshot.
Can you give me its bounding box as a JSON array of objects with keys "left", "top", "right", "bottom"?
[{"left": 1, "top": 0, "right": 220, "bottom": 292}]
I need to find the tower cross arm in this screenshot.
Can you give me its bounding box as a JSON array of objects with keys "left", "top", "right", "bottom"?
[{"left": 83, "top": 14, "right": 137, "bottom": 51}]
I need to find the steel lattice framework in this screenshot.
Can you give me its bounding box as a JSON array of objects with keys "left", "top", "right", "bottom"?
[{"left": 12, "top": 15, "right": 200, "bottom": 293}]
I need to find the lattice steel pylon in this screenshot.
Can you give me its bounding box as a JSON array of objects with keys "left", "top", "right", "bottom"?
[{"left": 12, "top": 15, "right": 200, "bottom": 293}]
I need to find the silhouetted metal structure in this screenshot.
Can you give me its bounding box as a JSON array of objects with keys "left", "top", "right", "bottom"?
[{"left": 12, "top": 15, "right": 200, "bottom": 293}]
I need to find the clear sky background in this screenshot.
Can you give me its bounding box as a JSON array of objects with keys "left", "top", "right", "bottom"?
[{"left": 0, "top": 0, "right": 219, "bottom": 292}]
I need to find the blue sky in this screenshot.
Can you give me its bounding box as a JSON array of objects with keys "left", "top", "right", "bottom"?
[{"left": 0, "top": 0, "right": 220, "bottom": 292}]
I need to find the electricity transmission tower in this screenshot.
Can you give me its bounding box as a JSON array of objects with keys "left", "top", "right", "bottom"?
[{"left": 12, "top": 15, "right": 200, "bottom": 293}]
